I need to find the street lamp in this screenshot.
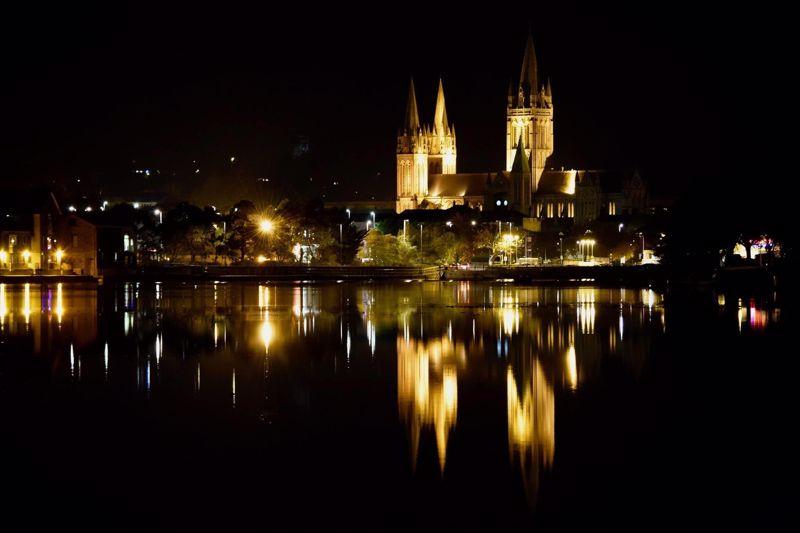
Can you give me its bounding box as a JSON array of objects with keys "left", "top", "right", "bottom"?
[
  {"left": 259, "top": 219, "right": 274, "bottom": 234},
  {"left": 346, "top": 208, "right": 351, "bottom": 219},
  {"left": 558, "top": 232, "right": 564, "bottom": 265},
  {"left": 339, "top": 223, "right": 343, "bottom": 264},
  {"left": 370, "top": 211, "right": 376, "bottom": 227},
  {"left": 639, "top": 232, "right": 645, "bottom": 261},
  {"left": 154, "top": 209, "right": 162, "bottom": 225}
]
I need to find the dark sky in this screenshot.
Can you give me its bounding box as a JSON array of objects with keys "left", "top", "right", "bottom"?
[{"left": 0, "top": 3, "right": 781, "bottom": 211}]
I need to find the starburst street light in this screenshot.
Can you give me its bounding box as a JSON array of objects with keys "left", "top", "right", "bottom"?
[{"left": 258, "top": 219, "right": 274, "bottom": 234}]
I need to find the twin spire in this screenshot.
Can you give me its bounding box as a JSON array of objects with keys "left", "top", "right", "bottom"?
[
  {"left": 403, "top": 77, "right": 451, "bottom": 134},
  {"left": 404, "top": 78, "right": 420, "bottom": 131}
]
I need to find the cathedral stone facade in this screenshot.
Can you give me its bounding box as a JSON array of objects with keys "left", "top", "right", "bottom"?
[{"left": 395, "top": 33, "right": 648, "bottom": 224}]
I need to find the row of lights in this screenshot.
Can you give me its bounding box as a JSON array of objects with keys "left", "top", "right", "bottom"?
[{"left": 0, "top": 249, "right": 64, "bottom": 267}]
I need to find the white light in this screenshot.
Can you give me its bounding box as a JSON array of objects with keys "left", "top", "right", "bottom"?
[
  {"left": 132, "top": 202, "right": 140, "bottom": 209},
  {"left": 67, "top": 205, "right": 76, "bottom": 212}
]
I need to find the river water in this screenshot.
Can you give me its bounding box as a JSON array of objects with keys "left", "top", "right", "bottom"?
[{"left": 0, "top": 281, "right": 786, "bottom": 530}]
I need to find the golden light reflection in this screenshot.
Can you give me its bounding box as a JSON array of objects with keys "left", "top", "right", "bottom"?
[
  {"left": 260, "top": 314, "right": 274, "bottom": 354},
  {"left": 0, "top": 284, "right": 7, "bottom": 326},
  {"left": 23, "top": 283, "right": 31, "bottom": 323},
  {"left": 565, "top": 345, "right": 578, "bottom": 391},
  {"left": 397, "top": 335, "right": 464, "bottom": 472},
  {"left": 507, "top": 360, "right": 554, "bottom": 504},
  {"left": 576, "top": 288, "right": 596, "bottom": 334},
  {"left": 55, "top": 282, "right": 64, "bottom": 324}
]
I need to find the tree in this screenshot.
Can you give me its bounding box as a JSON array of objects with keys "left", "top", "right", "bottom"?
[{"left": 357, "top": 229, "right": 418, "bottom": 265}]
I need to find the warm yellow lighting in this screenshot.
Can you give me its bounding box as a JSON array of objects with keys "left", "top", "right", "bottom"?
[
  {"left": 0, "top": 284, "right": 7, "bottom": 324},
  {"left": 0, "top": 250, "right": 7, "bottom": 263},
  {"left": 23, "top": 283, "right": 31, "bottom": 323},
  {"left": 507, "top": 361, "right": 555, "bottom": 503},
  {"left": 258, "top": 219, "right": 274, "bottom": 233},
  {"left": 55, "top": 249, "right": 64, "bottom": 264},
  {"left": 22, "top": 249, "right": 31, "bottom": 263},
  {"left": 565, "top": 345, "right": 578, "bottom": 391},
  {"left": 397, "top": 335, "right": 465, "bottom": 472},
  {"left": 55, "top": 282, "right": 64, "bottom": 324},
  {"left": 260, "top": 315, "right": 274, "bottom": 354},
  {"left": 256, "top": 255, "right": 267, "bottom": 263}
]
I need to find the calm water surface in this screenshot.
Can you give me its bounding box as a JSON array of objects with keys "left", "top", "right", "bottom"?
[{"left": 0, "top": 281, "right": 785, "bottom": 530}]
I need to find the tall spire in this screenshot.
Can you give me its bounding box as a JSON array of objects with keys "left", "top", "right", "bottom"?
[
  {"left": 433, "top": 78, "right": 449, "bottom": 135},
  {"left": 519, "top": 32, "right": 538, "bottom": 97},
  {"left": 511, "top": 135, "right": 531, "bottom": 174},
  {"left": 404, "top": 77, "right": 420, "bottom": 131}
]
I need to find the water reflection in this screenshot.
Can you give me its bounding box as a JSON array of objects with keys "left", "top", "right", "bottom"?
[
  {"left": 397, "top": 335, "right": 464, "bottom": 472},
  {"left": 0, "top": 281, "right": 779, "bottom": 514},
  {"left": 507, "top": 360, "right": 555, "bottom": 504}
]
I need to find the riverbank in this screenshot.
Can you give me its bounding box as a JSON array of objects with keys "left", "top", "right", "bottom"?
[
  {"left": 101, "top": 264, "right": 670, "bottom": 286},
  {"left": 1, "top": 264, "right": 782, "bottom": 291},
  {"left": 0, "top": 274, "right": 97, "bottom": 284}
]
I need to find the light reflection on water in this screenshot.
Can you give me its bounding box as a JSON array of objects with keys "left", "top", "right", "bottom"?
[{"left": 0, "top": 281, "right": 781, "bottom": 524}]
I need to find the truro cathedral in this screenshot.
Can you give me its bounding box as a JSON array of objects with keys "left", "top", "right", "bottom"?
[{"left": 395, "top": 34, "right": 647, "bottom": 224}]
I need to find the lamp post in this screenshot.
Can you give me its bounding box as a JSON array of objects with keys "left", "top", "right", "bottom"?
[
  {"left": 153, "top": 209, "right": 163, "bottom": 225},
  {"left": 346, "top": 208, "right": 351, "bottom": 220},
  {"left": 639, "top": 232, "right": 645, "bottom": 262},
  {"left": 558, "top": 232, "right": 564, "bottom": 265},
  {"left": 419, "top": 224, "right": 423, "bottom": 258},
  {"left": 339, "top": 223, "right": 343, "bottom": 265}
]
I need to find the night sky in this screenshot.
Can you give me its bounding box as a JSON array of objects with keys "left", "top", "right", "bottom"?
[{"left": 0, "top": 3, "right": 783, "bottom": 218}]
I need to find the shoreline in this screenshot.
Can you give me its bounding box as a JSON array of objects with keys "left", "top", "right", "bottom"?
[{"left": 0, "top": 264, "right": 779, "bottom": 291}]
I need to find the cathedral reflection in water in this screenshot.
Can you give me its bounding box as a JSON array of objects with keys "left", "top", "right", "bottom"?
[{"left": 2, "top": 280, "right": 768, "bottom": 508}]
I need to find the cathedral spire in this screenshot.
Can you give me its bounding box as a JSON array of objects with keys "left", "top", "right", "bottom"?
[
  {"left": 519, "top": 32, "right": 538, "bottom": 97},
  {"left": 433, "top": 78, "right": 449, "bottom": 135},
  {"left": 404, "top": 77, "right": 420, "bottom": 131}
]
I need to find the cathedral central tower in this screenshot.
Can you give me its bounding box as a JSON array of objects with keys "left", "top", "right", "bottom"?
[{"left": 506, "top": 33, "right": 554, "bottom": 193}]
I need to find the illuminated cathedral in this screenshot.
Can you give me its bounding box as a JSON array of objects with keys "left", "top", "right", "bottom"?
[{"left": 395, "top": 33, "right": 647, "bottom": 223}]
